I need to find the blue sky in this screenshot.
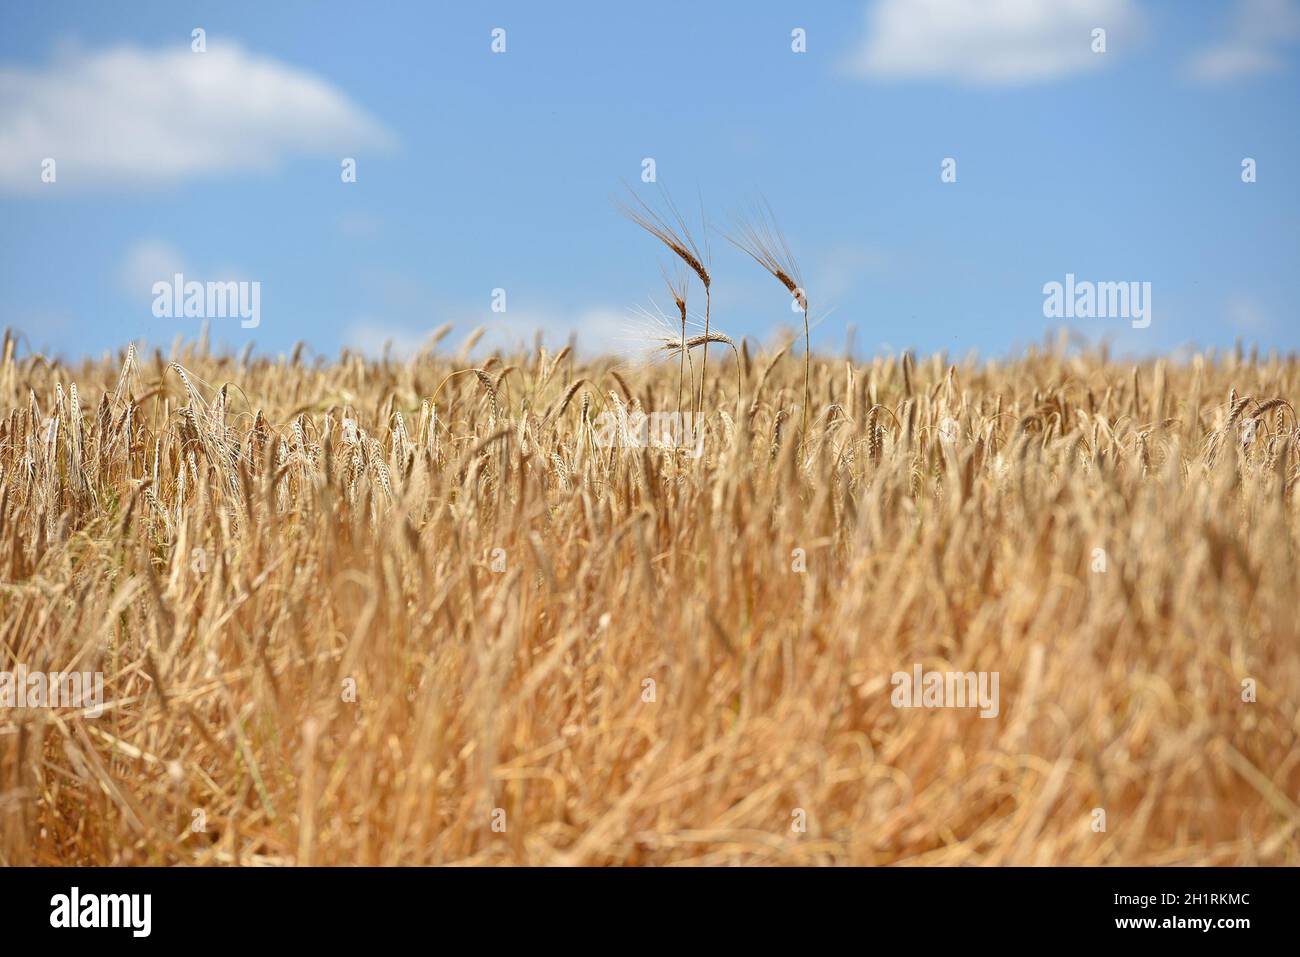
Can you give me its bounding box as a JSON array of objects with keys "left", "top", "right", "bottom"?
[{"left": 1, "top": 0, "right": 1297, "bottom": 361}]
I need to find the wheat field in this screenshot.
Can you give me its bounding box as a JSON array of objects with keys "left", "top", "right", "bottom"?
[{"left": 1, "top": 327, "right": 1297, "bottom": 866}]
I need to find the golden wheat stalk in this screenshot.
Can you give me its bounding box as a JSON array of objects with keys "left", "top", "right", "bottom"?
[
  {"left": 726, "top": 199, "right": 809, "bottom": 442},
  {"left": 619, "top": 187, "right": 712, "bottom": 416}
]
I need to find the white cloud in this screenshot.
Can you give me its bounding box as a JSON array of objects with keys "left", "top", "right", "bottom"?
[
  {"left": 1226, "top": 296, "right": 1272, "bottom": 333},
  {"left": 119, "top": 239, "right": 187, "bottom": 296},
  {"left": 0, "top": 42, "right": 393, "bottom": 192},
  {"left": 844, "top": 0, "right": 1140, "bottom": 86},
  {"left": 1189, "top": 45, "right": 1284, "bottom": 81},
  {"left": 1188, "top": 0, "right": 1300, "bottom": 83},
  {"left": 345, "top": 307, "right": 629, "bottom": 361},
  {"left": 343, "top": 320, "right": 431, "bottom": 359},
  {"left": 478, "top": 307, "right": 629, "bottom": 356}
]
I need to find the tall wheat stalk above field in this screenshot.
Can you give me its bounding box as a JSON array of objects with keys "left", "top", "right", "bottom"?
[
  {"left": 727, "top": 200, "right": 808, "bottom": 438},
  {"left": 620, "top": 189, "right": 711, "bottom": 415},
  {"left": 662, "top": 264, "right": 691, "bottom": 418}
]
